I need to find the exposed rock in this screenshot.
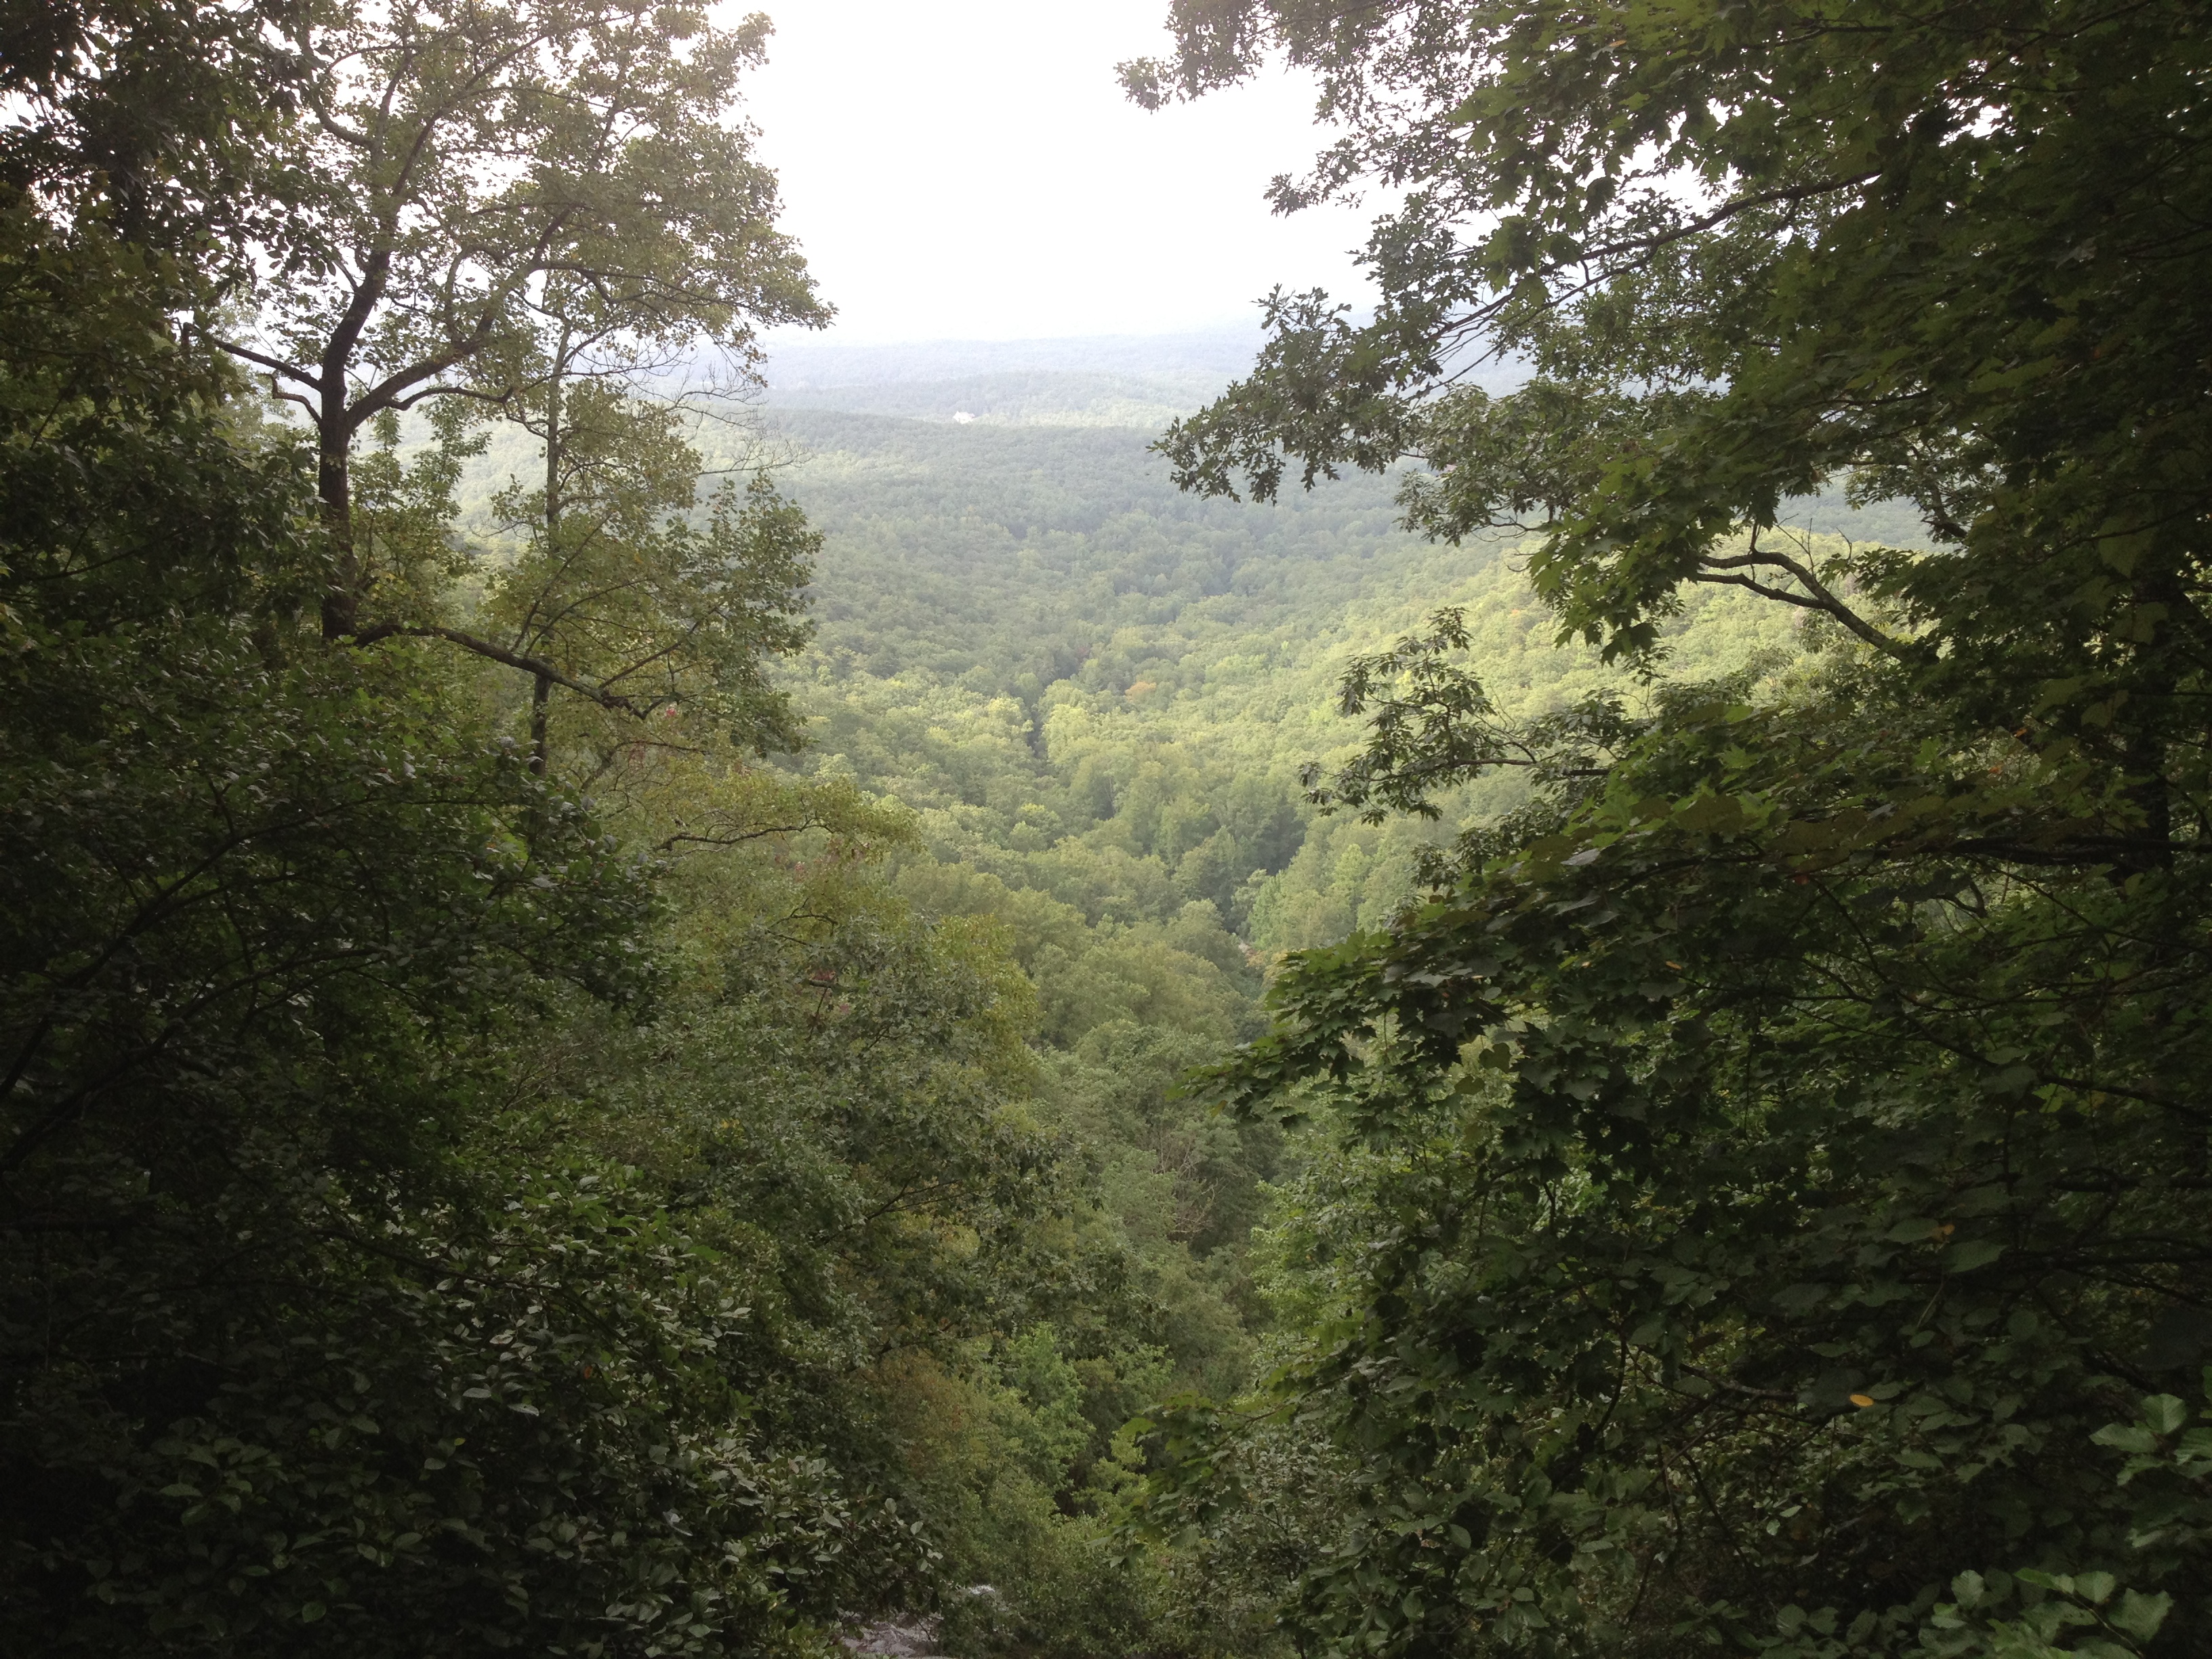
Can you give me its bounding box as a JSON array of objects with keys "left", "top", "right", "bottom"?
[{"left": 840, "top": 1615, "right": 943, "bottom": 1657}]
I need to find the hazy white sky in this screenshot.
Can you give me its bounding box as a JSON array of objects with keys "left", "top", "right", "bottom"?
[{"left": 735, "top": 0, "right": 1375, "bottom": 344}]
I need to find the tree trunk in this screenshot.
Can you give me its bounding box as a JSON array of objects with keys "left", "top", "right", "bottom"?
[
  {"left": 318, "top": 414, "right": 356, "bottom": 640},
  {"left": 530, "top": 671, "right": 552, "bottom": 777}
]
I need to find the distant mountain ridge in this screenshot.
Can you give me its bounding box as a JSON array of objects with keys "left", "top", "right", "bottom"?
[
  {"left": 739, "top": 327, "right": 1931, "bottom": 547},
  {"left": 758, "top": 327, "right": 1268, "bottom": 389},
  {"left": 762, "top": 369, "right": 1222, "bottom": 430}
]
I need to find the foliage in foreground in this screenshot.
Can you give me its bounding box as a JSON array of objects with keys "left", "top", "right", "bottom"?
[
  {"left": 0, "top": 5, "right": 1109, "bottom": 1653},
  {"left": 1145, "top": 652, "right": 2212, "bottom": 1657},
  {"left": 1123, "top": 1, "right": 2212, "bottom": 1656}
]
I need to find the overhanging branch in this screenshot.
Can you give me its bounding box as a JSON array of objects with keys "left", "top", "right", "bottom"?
[
  {"left": 1693, "top": 533, "right": 1910, "bottom": 658},
  {"left": 206, "top": 334, "right": 314, "bottom": 386},
  {"left": 348, "top": 622, "right": 640, "bottom": 714},
  {"left": 655, "top": 821, "right": 819, "bottom": 853}
]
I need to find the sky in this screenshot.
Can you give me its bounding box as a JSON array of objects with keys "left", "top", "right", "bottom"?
[{"left": 733, "top": 0, "right": 1377, "bottom": 344}]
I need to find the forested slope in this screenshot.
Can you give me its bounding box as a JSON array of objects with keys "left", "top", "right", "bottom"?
[
  {"left": 738, "top": 383, "right": 1843, "bottom": 954},
  {"left": 406, "top": 335, "right": 1815, "bottom": 1657}
]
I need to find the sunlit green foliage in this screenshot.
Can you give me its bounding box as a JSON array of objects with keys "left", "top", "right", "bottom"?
[{"left": 740, "top": 405, "right": 1802, "bottom": 963}]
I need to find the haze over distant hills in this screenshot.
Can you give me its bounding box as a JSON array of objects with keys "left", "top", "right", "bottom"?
[
  {"left": 759, "top": 326, "right": 1271, "bottom": 388},
  {"left": 756, "top": 327, "right": 1268, "bottom": 430},
  {"left": 747, "top": 327, "right": 1932, "bottom": 548}
]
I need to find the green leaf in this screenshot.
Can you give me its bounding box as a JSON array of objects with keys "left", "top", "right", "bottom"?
[
  {"left": 1944, "top": 1239, "right": 2005, "bottom": 1273},
  {"left": 2142, "top": 1395, "right": 2189, "bottom": 1436},
  {"left": 2112, "top": 1590, "right": 2172, "bottom": 1639}
]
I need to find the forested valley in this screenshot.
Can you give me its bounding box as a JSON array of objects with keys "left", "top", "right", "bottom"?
[{"left": 5, "top": 5, "right": 2210, "bottom": 1659}]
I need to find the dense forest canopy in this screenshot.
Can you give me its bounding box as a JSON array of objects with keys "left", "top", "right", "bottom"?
[{"left": 3, "top": 3, "right": 2209, "bottom": 1659}]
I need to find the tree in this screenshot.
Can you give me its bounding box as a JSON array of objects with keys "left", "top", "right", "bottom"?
[
  {"left": 472, "top": 296, "right": 815, "bottom": 775},
  {"left": 1124, "top": 5, "right": 2212, "bottom": 1657},
  {"left": 0, "top": 0, "right": 300, "bottom": 263},
  {"left": 1126, "top": 0, "right": 2211, "bottom": 715},
  {"left": 0, "top": 9, "right": 1063, "bottom": 1652},
  {"left": 219, "top": 0, "right": 823, "bottom": 639}
]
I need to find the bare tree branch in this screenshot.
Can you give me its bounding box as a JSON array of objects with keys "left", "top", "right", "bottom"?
[
  {"left": 1691, "top": 529, "right": 1910, "bottom": 657},
  {"left": 348, "top": 622, "right": 640, "bottom": 714},
  {"left": 655, "top": 821, "right": 819, "bottom": 853},
  {"left": 206, "top": 334, "right": 314, "bottom": 385}
]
